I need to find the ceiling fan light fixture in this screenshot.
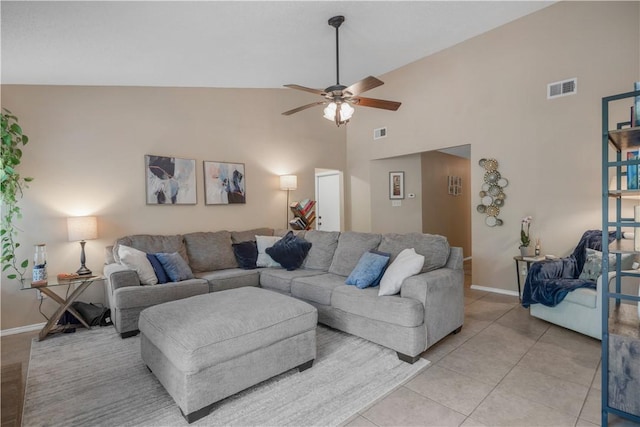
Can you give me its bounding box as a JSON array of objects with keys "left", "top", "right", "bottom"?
[{"left": 323, "top": 102, "right": 354, "bottom": 126}]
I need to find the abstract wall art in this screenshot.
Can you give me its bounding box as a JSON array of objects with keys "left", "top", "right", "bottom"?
[
  {"left": 203, "top": 161, "right": 246, "bottom": 205},
  {"left": 145, "top": 155, "right": 197, "bottom": 205}
]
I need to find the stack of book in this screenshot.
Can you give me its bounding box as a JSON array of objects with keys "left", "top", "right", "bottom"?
[{"left": 289, "top": 199, "right": 316, "bottom": 230}]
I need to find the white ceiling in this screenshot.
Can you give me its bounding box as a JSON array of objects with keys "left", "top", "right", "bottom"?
[{"left": 1, "top": 1, "right": 553, "bottom": 90}]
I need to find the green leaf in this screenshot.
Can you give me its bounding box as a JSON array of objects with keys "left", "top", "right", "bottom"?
[
  {"left": 20, "top": 259, "right": 28, "bottom": 268},
  {"left": 7, "top": 274, "right": 16, "bottom": 279}
]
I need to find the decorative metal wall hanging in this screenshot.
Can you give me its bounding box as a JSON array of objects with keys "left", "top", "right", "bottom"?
[{"left": 477, "top": 158, "right": 508, "bottom": 227}]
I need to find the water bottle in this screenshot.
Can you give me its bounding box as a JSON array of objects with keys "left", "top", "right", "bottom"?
[{"left": 32, "top": 244, "right": 48, "bottom": 285}]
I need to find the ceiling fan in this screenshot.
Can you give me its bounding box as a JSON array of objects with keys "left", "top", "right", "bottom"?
[{"left": 282, "top": 15, "right": 401, "bottom": 127}]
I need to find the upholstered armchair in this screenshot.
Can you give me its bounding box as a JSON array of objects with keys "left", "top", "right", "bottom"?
[{"left": 522, "top": 230, "right": 637, "bottom": 340}]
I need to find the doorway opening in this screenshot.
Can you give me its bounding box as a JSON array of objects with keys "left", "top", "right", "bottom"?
[{"left": 421, "top": 144, "right": 471, "bottom": 272}]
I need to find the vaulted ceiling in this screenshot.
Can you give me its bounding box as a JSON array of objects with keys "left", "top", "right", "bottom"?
[{"left": 2, "top": 1, "right": 553, "bottom": 89}]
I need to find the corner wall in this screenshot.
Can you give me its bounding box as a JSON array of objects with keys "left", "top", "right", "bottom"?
[
  {"left": 347, "top": 1, "right": 640, "bottom": 292},
  {"left": 1, "top": 85, "right": 346, "bottom": 330}
]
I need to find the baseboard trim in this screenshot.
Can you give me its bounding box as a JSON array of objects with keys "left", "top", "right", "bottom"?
[
  {"left": 463, "top": 256, "right": 472, "bottom": 261},
  {"left": 1, "top": 322, "right": 45, "bottom": 337},
  {"left": 470, "top": 284, "right": 519, "bottom": 297}
]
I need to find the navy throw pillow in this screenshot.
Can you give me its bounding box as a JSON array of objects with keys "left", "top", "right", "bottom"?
[
  {"left": 265, "top": 231, "right": 312, "bottom": 271},
  {"left": 232, "top": 241, "right": 258, "bottom": 269},
  {"left": 146, "top": 253, "right": 169, "bottom": 284}
]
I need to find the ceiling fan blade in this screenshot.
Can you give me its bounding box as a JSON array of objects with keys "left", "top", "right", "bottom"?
[
  {"left": 344, "top": 76, "right": 384, "bottom": 96},
  {"left": 352, "top": 97, "right": 401, "bottom": 111},
  {"left": 282, "top": 101, "right": 326, "bottom": 116},
  {"left": 283, "top": 84, "right": 326, "bottom": 96}
]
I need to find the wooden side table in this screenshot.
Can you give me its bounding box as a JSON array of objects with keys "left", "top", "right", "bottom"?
[{"left": 21, "top": 275, "right": 104, "bottom": 341}]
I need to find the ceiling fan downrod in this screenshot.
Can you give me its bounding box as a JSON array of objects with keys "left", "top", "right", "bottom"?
[{"left": 328, "top": 16, "right": 344, "bottom": 86}]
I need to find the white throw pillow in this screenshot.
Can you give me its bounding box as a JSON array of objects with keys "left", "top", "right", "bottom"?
[
  {"left": 256, "top": 235, "right": 282, "bottom": 268},
  {"left": 378, "top": 248, "right": 425, "bottom": 296},
  {"left": 117, "top": 245, "right": 158, "bottom": 285}
]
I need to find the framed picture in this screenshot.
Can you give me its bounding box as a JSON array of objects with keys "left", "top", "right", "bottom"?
[
  {"left": 145, "top": 155, "right": 196, "bottom": 205},
  {"left": 389, "top": 171, "right": 405, "bottom": 199},
  {"left": 203, "top": 161, "right": 246, "bottom": 205}
]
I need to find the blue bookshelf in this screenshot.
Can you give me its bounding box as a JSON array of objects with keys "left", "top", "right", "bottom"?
[{"left": 601, "top": 89, "right": 640, "bottom": 427}]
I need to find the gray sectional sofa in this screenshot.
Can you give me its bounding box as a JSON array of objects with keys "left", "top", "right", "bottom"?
[{"left": 103, "top": 227, "right": 464, "bottom": 362}]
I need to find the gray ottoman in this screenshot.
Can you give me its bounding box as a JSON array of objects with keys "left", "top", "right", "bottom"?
[{"left": 139, "top": 286, "right": 317, "bottom": 423}]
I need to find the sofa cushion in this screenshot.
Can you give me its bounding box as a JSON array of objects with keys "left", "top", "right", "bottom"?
[
  {"left": 379, "top": 248, "right": 425, "bottom": 296},
  {"left": 291, "top": 273, "right": 346, "bottom": 305},
  {"left": 563, "top": 287, "right": 597, "bottom": 309},
  {"left": 232, "top": 241, "right": 258, "bottom": 269},
  {"left": 155, "top": 252, "right": 195, "bottom": 282},
  {"left": 377, "top": 232, "right": 450, "bottom": 273},
  {"left": 231, "top": 228, "right": 274, "bottom": 244},
  {"left": 328, "top": 232, "right": 382, "bottom": 277},
  {"left": 345, "top": 251, "right": 390, "bottom": 289},
  {"left": 331, "top": 285, "right": 424, "bottom": 328},
  {"left": 256, "top": 235, "right": 282, "bottom": 268},
  {"left": 266, "top": 231, "right": 312, "bottom": 271},
  {"left": 260, "top": 268, "right": 326, "bottom": 294},
  {"left": 118, "top": 245, "right": 158, "bottom": 286},
  {"left": 146, "top": 254, "right": 169, "bottom": 284},
  {"left": 194, "top": 268, "right": 260, "bottom": 292},
  {"left": 183, "top": 231, "right": 237, "bottom": 272},
  {"left": 113, "top": 234, "right": 188, "bottom": 264},
  {"left": 303, "top": 230, "right": 340, "bottom": 271}
]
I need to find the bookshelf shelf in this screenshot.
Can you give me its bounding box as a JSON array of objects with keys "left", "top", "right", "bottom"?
[{"left": 289, "top": 199, "right": 316, "bottom": 230}]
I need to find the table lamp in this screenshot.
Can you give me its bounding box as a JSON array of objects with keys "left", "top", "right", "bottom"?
[
  {"left": 280, "top": 175, "right": 297, "bottom": 229},
  {"left": 67, "top": 216, "right": 98, "bottom": 276}
]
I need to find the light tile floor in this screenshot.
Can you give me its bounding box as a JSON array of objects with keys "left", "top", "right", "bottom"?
[
  {"left": 344, "top": 272, "right": 640, "bottom": 427},
  {"left": 3, "top": 263, "right": 640, "bottom": 427}
]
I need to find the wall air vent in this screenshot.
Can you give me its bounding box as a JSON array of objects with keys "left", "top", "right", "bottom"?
[
  {"left": 374, "top": 127, "right": 387, "bottom": 140},
  {"left": 547, "top": 78, "right": 577, "bottom": 99}
]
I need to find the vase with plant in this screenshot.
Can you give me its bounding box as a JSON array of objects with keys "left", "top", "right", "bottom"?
[
  {"left": 520, "top": 216, "right": 533, "bottom": 256},
  {"left": 1, "top": 108, "right": 33, "bottom": 282}
]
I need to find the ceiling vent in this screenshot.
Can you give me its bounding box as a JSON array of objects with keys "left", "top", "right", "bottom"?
[
  {"left": 374, "top": 127, "right": 387, "bottom": 140},
  {"left": 547, "top": 78, "right": 577, "bottom": 99}
]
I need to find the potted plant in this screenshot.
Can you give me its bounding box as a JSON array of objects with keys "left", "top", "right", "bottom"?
[
  {"left": 519, "top": 216, "right": 533, "bottom": 256},
  {"left": 1, "top": 108, "right": 33, "bottom": 281}
]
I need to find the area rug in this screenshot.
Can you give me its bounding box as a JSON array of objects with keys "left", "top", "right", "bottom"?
[{"left": 22, "top": 325, "right": 429, "bottom": 426}]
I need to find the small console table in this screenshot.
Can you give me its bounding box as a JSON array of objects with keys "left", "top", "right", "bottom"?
[
  {"left": 513, "top": 256, "right": 544, "bottom": 301},
  {"left": 21, "top": 275, "right": 104, "bottom": 341}
]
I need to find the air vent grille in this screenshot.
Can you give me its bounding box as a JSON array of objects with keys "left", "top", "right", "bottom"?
[
  {"left": 547, "top": 78, "right": 577, "bottom": 99},
  {"left": 374, "top": 127, "right": 387, "bottom": 140}
]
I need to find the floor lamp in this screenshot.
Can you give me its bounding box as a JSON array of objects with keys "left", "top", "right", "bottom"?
[{"left": 280, "top": 175, "right": 297, "bottom": 229}]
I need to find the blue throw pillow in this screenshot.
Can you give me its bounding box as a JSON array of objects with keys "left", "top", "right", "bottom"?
[
  {"left": 265, "top": 231, "right": 312, "bottom": 271},
  {"left": 369, "top": 250, "right": 391, "bottom": 287},
  {"left": 146, "top": 253, "right": 169, "bottom": 284},
  {"left": 232, "top": 241, "right": 258, "bottom": 269},
  {"left": 155, "top": 252, "right": 194, "bottom": 282},
  {"left": 346, "top": 250, "right": 391, "bottom": 289}
]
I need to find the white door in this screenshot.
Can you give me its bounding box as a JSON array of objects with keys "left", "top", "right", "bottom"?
[{"left": 316, "top": 172, "right": 342, "bottom": 231}]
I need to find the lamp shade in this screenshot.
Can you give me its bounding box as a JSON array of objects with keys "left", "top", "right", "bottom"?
[
  {"left": 280, "top": 175, "right": 298, "bottom": 191},
  {"left": 67, "top": 216, "right": 98, "bottom": 242}
]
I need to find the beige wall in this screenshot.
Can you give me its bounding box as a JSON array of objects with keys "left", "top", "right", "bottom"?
[
  {"left": 347, "top": 1, "right": 640, "bottom": 292},
  {"left": 370, "top": 154, "right": 423, "bottom": 233},
  {"left": 421, "top": 151, "right": 471, "bottom": 258},
  {"left": 1, "top": 85, "right": 346, "bottom": 331}
]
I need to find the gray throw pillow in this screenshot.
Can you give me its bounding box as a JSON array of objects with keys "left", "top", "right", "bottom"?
[{"left": 578, "top": 248, "right": 635, "bottom": 281}]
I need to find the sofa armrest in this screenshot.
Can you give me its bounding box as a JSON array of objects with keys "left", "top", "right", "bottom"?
[
  {"left": 400, "top": 267, "right": 464, "bottom": 347},
  {"left": 104, "top": 263, "right": 141, "bottom": 293}
]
